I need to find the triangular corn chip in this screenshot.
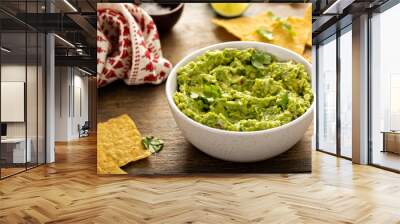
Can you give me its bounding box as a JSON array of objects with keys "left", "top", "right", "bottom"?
[{"left": 97, "top": 114, "right": 151, "bottom": 174}]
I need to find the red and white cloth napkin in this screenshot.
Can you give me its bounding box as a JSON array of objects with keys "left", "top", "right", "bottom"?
[{"left": 97, "top": 3, "right": 172, "bottom": 87}]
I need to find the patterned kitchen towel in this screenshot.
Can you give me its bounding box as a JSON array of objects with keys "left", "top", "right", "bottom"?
[{"left": 97, "top": 3, "right": 172, "bottom": 87}]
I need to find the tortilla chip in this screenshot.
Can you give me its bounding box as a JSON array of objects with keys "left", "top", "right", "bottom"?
[
  {"left": 212, "top": 13, "right": 275, "bottom": 41},
  {"left": 241, "top": 16, "right": 309, "bottom": 56},
  {"left": 97, "top": 114, "right": 151, "bottom": 174},
  {"left": 97, "top": 149, "right": 127, "bottom": 174},
  {"left": 303, "top": 47, "right": 311, "bottom": 62},
  {"left": 284, "top": 16, "right": 309, "bottom": 55},
  {"left": 304, "top": 4, "right": 312, "bottom": 47},
  {"left": 306, "top": 36, "right": 312, "bottom": 47},
  {"left": 213, "top": 11, "right": 310, "bottom": 56}
]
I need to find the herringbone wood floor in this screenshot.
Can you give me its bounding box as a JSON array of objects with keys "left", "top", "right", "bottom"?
[{"left": 0, "top": 135, "right": 399, "bottom": 224}]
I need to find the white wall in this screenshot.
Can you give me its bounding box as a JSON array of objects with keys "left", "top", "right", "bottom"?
[
  {"left": 54, "top": 67, "right": 89, "bottom": 141},
  {"left": 1, "top": 65, "right": 25, "bottom": 134},
  {"left": 1, "top": 65, "right": 38, "bottom": 138},
  {"left": 55, "top": 66, "right": 70, "bottom": 141},
  {"left": 1, "top": 65, "right": 26, "bottom": 140},
  {"left": 72, "top": 73, "right": 89, "bottom": 138},
  {"left": 1, "top": 64, "right": 46, "bottom": 164}
]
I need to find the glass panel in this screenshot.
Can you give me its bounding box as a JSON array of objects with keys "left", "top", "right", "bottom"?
[
  {"left": 371, "top": 4, "right": 400, "bottom": 171},
  {"left": 317, "top": 36, "right": 337, "bottom": 154},
  {"left": 0, "top": 0, "right": 46, "bottom": 178},
  {"left": 27, "top": 31, "right": 38, "bottom": 169},
  {"left": 339, "top": 28, "right": 352, "bottom": 158},
  {"left": 38, "top": 32, "right": 45, "bottom": 165},
  {"left": 1, "top": 31, "right": 27, "bottom": 177},
  {"left": 312, "top": 46, "right": 317, "bottom": 150},
  {"left": 26, "top": 0, "right": 40, "bottom": 169}
]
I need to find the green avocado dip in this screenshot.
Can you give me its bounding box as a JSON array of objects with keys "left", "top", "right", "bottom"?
[{"left": 173, "top": 48, "right": 313, "bottom": 132}]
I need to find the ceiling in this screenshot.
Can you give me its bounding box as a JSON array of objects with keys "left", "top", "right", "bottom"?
[
  {"left": 0, "top": 0, "right": 96, "bottom": 14},
  {"left": 0, "top": 0, "right": 96, "bottom": 73},
  {"left": 312, "top": 0, "right": 392, "bottom": 43}
]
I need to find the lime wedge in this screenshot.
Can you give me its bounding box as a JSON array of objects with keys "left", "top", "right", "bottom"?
[{"left": 211, "top": 3, "right": 249, "bottom": 18}]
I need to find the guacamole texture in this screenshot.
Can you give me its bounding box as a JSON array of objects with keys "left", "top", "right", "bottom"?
[{"left": 173, "top": 48, "right": 313, "bottom": 131}]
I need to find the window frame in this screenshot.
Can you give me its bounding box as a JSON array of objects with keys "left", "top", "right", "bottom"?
[
  {"left": 315, "top": 23, "right": 353, "bottom": 161},
  {"left": 0, "top": 0, "right": 48, "bottom": 180},
  {"left": 367, "top": 0, "right": 400, "bottom": 173}
]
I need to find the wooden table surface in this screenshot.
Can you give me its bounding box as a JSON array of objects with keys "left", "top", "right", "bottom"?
[{"left": 98, "top": 3, "right": 312, "bottom": 174}]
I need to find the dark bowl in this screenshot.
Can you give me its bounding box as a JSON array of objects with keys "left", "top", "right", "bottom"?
[{"left": 144, "top": 3, "right": 184, "bottom": 33}]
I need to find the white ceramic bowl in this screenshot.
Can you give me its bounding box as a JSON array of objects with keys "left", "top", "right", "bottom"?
[{"left": 165, "top": 41, "right": 314, "bottom": 162}]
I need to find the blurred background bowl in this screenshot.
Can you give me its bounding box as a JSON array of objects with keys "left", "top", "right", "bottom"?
[{"left": 142, "top": 3, "right": 184, "bottom": 33}]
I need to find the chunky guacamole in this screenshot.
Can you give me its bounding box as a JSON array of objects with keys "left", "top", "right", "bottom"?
[{"left": 173, "top": 48, "right": 313, "bottom": 132}]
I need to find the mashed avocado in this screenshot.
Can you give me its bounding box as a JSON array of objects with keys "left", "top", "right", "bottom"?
[{"left": 173, "top": 48, "right": 313, "bottom": 132}]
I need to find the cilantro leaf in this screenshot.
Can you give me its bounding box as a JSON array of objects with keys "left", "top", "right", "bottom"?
[
  {"left": 251, "top": 51, "right": 273, "bottom": 69},
  {"left": 256, "top": 28, "right": 274, "bottom": 41},
  {"left": 142, "top": 136, "right": 164, "bottom": 153},
  {"left": 282, "top": 22, "right": 296, "bottom": 38},
  {"left": 278, "top": 92, "right": 289, "bottom": 109},
  {"left": 203, "top": 84, "right": 220, "bottom": 98},
  {"left": 266, "top": 11, "right": 279, "bottom": 20},
  {"left": 266, "top": 11, "right": 296, "bottom": 38}
]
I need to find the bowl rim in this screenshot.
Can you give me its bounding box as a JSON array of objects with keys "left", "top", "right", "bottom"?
[
  {"left": 165, "top": 41, "right": 314, "bottom": 136},
  {"left": 145, "top": 3, "right": 184, "bottom": 16}
]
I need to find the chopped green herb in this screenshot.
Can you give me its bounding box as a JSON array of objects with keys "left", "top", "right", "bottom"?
[
  {"left": 281, "top": 22, "right": 296, "bottom": 38},
  {"left": 142, "top": 136, "right": 164, "bottom": 153},
  {"left": 256, "top": 28, "right": 274, "bottom": 41},
  {"left": 203, "top": 84, "right": 221, "bottom": 98},
  {"left": 266, "top": 11, "right": 296, "bottom": 38},
  {"left": 251, "top": 50, "right": 273, "bottom": 69},
  {"left": 278, "top": 92, "right": 289, "bottom": 109},
  {"left": 266, "top": 11, "right": 279, "bottom": 20}
]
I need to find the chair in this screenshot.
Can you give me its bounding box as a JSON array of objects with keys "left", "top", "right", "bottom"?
[{"left": 79, "top": 121, "right": 90, "bottom": 138}]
